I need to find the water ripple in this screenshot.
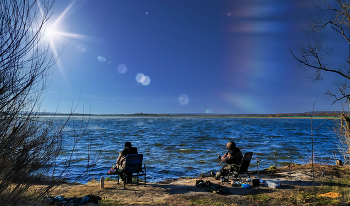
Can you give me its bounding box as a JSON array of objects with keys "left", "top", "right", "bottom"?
[{"left": 47, "top": 117, "right": 340, "bottom": 183}]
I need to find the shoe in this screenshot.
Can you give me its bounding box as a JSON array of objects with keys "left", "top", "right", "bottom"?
[{"left": 215, "top": 172, "right": 221, "bottom": 180}]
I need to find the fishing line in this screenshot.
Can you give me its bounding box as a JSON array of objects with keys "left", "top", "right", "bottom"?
[{"left": 204, "top": 144, "right": 220, "bottom": 157}]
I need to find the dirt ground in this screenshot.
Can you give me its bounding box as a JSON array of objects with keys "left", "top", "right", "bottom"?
[{"left": 44, "top": 164, "right": 349, "bottom": 205}]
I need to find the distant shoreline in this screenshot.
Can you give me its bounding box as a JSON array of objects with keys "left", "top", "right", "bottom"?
[{"left": 38, "top": 113, "right": 340, "bottom": 119}]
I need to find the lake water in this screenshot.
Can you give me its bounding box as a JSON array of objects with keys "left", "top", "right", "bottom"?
[{"left": 50, "top": 116, "right": 342, "bottom": 183}]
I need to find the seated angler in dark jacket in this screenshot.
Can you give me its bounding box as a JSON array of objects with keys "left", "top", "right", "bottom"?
[
  {"left": 214, "top": 141, "right": 243, "bottom": 180},
  {"left": 116, "top": 142, "right": 138, "bottom": 182}
]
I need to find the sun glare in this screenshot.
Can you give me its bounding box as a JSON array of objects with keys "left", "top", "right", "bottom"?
[
  {"left": 45, "top": 27, "right": 55, "bottom": 38},
  {"left": 37, "top": 0, "right": 89, "bottom": 86}
]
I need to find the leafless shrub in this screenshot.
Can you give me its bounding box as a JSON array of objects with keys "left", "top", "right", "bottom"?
[{"left": 0, "top": 0, "right": 90, "bottom": 204}]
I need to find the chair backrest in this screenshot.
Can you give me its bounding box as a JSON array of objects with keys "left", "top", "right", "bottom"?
[
  {"left": 124, "top": 154, "right": 143, "bottom": 173},
  {"left": 238, "top": 152, "right": 253, "bottom": 174}
]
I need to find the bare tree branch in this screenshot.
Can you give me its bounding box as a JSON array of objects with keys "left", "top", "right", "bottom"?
[{"left": 292, "top": 0, "right": 350, "bottom": 167}]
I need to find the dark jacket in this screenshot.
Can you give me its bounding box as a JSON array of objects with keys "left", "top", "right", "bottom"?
[
  {"left": 221, "top": 147, "right": 243, "bottom": 165},
  {"left": 116, "top": 146, "right": 138, "bottom": 169}
]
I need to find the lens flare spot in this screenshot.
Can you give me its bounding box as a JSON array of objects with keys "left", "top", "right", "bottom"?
[
  {"left": 136, "top": 73, "right": 151, "bottom": 85},
  {"left": 76, "top": 44, "right": 86, "bottom": 52},
  {"left": 117, "top": 64, "right": 127, "bottom": 73},
  {"left": 141, "top": 76, "right": 151, "bottom": 85},
  {"left": 98, "top": 56, "right": 106, "bottom": 62},
  {"left": 136, "top": 73, "right": 145, "bottom": 83},
  {"left": 205, "top": 109, "right": 213, "bottom": 113},
  {"left": 178, "top": 94, "right": 189, "bottom": 105}
]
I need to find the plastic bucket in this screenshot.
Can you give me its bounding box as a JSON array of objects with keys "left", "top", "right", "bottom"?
[{"left": 251, "top": 178, "right": 260, "bottom": 186}]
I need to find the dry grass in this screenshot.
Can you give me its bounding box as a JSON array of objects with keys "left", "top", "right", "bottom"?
[{"left": 5, "top": 164, "right": 350, "bottom": 205}]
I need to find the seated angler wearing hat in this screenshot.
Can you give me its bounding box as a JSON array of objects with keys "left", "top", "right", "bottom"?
[{"left": 214, "top": 141, "right": 243, "bottom": 180}]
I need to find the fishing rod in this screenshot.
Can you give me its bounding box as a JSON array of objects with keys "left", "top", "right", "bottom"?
[
  {"left": 201, "top": 144, "right": 223, "bottom": 167},
  {"left": 204, "top": 144, "right": 221, "bottom": 157}
]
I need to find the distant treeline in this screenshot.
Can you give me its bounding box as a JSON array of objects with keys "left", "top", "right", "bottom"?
[
  {"left": 115, "top": 111, "right": 346, "bottom": 118},
  {"left": 258, "top": 111, "right": 345, "bottom": 118}
]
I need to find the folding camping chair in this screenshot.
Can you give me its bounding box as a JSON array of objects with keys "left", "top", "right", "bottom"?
[
  {"left": 116, "top": 154, "right": 146, "bottom": 188},
  {"left": 229, "top": 152, "right": 253, "bottom": 180}
]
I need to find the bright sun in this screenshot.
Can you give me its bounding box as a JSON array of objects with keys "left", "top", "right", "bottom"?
[
  {"left": 45, "top": 27, "right": 57, "bottom": 39},
  {"left": 37, "top": 0, "right": 90, "bottom": 84}
]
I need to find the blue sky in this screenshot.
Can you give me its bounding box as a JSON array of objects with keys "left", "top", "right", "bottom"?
[{"left": 40, "top": 0, "right": 344, "bottom": 114}]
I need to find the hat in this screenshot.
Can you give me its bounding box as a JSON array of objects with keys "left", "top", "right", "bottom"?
[{"left": 125, "top": 142, "right": 132, "bottom": 148}]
